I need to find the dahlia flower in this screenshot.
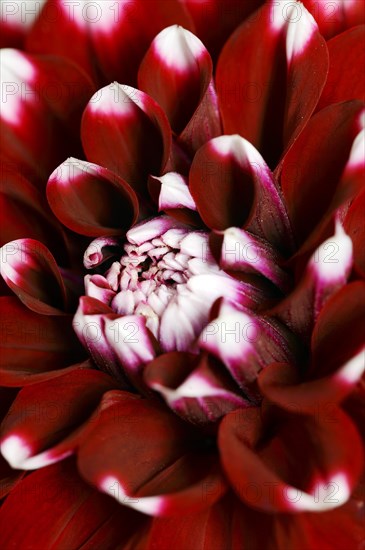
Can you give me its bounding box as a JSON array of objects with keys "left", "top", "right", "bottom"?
[{"left": 0, "top": 1, "right": 364, "bottom": 548}]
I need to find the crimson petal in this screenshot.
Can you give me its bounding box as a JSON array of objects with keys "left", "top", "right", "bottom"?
[
  {"left": 303, "top": 0, "right": 365, "bottom": 39},
  {"left": 0, "top": 369, "right": 116, "bottom": 470},
  {"left": 81, "top": 83, "right": 171, "bottom": 195},
  {"left": 0, "top": 238, "right": 67, "bottom": 315},
  {"left": 278, "top": 100, "right": 364, "bottom": 247},
  {"left": 78, "top": 390, "right": 227, "bottom": 516},
  {"left": 0, "top": 297, "right": 85, "bottom": 386},
  {"left": 0, "top": 460, "right": 147, "bottom": 549},
  {"left": 189, "top": 135, "right": 293, "bottom": 251},
  {"left": 216, "top": 0, "right": 328, "bottom": 167},
  {"left": 47, "top": 158, "right": 138, "bottom": 237},
  {"left": 218, "top": 406, "right": 364, "bottom": 513}
]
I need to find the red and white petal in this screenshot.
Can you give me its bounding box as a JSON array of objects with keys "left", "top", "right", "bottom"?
[
  {"left": 303, "top": 0, "right": 365, "bottom": 39},
  {"left": 0, "top": 369, "right": 116, "bottom": 470},
  {"left": 199, "top": 299, "right": 295, "bottom": 399},
  {"left": 47, "top": 158, "right": 138, "bottom": 237},
  {"left": 215, "top": 227, "right": 290, "bottom": 291},
  {"left": 271, "top": 221, "right": 353, "bottom": 339},
  {"left": 84, "top": 274, "right": 116, "bottom": 306},
  {"left": 317, "top": 26, "right": 365, "bottom": 110},
  {"left": 0, "top": 1, "right": 45, "bottom": 48},
  {"left": 219, "top": 406, "right": 364, "bottom": 513},
  {"left": 0, "top": 49, "right": 94, "bottom": 186},
  {"left": 216, "top": 0, "right": 328, "bottom": 167},
  {"left": 144, "top": 352, "right": 250, "bottom": 425},
  {"left": 0, "top": 239, "right": 67, "bottom": 315},
  {"left": 0, "top": 460, "right": 147, "bottom": 549},
  {"left": 189, "top": 135, "right": 293, "bottom": 252},
  {"left": 138, "top": 25, "right": 212, "bottom": 133},
  {"left": 0, "top": 297, "right": 85, "bottom": 386},
  {"left": 81, "top": 83, "right": 171, "bottom": 194},
  {"left": 278, "top": 101, "right": 364, "bottom": 247},
  {"left": 77, "top": 390, "right": 226, "bottom": 516},
  {"left": 83, "top": 236, "right": 122, "bottom": 269},
  {"left": 156, "top": 172, "right": 197, "bottom": 212}
]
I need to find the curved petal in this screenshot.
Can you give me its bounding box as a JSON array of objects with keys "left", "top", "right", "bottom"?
[
  {"left": 303, "top": 0, "right": 365, "bottom": 39},
  {"left": 0, "top": 49, "right": 94, "bottom": 186},
  {"left": 318, "top": 26, "right": 365, "bottom": 110},
  {"left": 144, "top": 352, "right": 250, "bottom": 424},
  {"left": 0, "top": 297, "right": 85, "bottom": 386},
  {"left": 0, "top": 460, "right": 147, "bottom": 549},
  {"left": 199, "top": 299, "right": 296, "bottom": 400},
  {"left": 216, "top": 0, "right": 328, "bottom": 167},
  {"left": 189, "top": 135, "right": 293, "bottom": 252},
  {"left": 278, "top": 100, "right": 364, "bottom": 246},
  {"left": 0, "top": 369, "right": 116, "bottom": 470},
  {"left": 77, "top": 390, "right": 227, "bottom": 516},
  {"left": 138, "top": 25, "right": 221, "bottom": 151},
  {"left": 0, "top": 239, "right": 67, "bottom": 315},
  {"left": 27, "top": 0, "right": 193, "bottom": 86},
  {"left": 218, "top": 406, "right": 364, "bottom": 513},
  {"left": 0, "top": 0, "right": 46, "bottom": 48},
  {"left": 81, "top": 83, "right": 171, "bottom": 194},
  {"left": 0, "top": 168, "right": 67, "bottom": 263},
  {"left": 47, "top": 158, "right": 138, "bottom": 237},
  {"left": 271, "top": 221, "right": 353, "bottom": 340}
]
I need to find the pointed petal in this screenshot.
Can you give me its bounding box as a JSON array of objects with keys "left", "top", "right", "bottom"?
[
  {"left": 0, "top": 239, "right": 67, "bottom": 315},
  {"left": 81, "top": 83, "right": 171, "bottom": 194},
  {"left": 219, "top": 406, "right": 364, "bottom": 513},
  {"left": 216, "top": 1, "right": 328, "bottom": 167},
  {"left": 0, "top": 369, "right": 116, "bottom": 470},
  {"left": 344, "top": 189, "right": 365, "bottom": 278},
  {"left": 77, "top": 391, "right": 226, "bottom": 516},
  {"left": 47, "top": 158, "right": 138, "bottom": 237},
  {"left": 189, "top": 135, "right": 293, "bottom": 251}
]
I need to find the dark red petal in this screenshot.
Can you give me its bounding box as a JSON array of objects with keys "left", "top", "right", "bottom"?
[
  {"left": 219, "top": 406, "right": 364, "bottom": 513},
  {"left": 0, "top": 460, "right": 147, "bottom": 549},
  {"left": 0, "top": 167, "right": 67, "bottom": 264},
  {"left": 311, "top": 280, "right": 365, "bottom": 376},
  {"left": 0, "top": 239, "right": 67, "bottom": 315},
  {"left": 271, "top": 222, "right": 353, "bottom": 340},
  {"left": 0, "top": 369, "right": 116, "bottom": 470},
  {"left": 144, "top": 352, "right": 250, "bottom": 425},
  {"left": 216, "top": 1, "right": 328, "bottom": 167},
  {"left": 278, "top": 100, "right": 364, "bottom": 246},
  {"left": 0, "top": 296, "right": 85, "bottom": 386},
  {"left": 0, "top": 49, "right": 94, "bottom": 186},
  {"left": 47, "top": 158, "right": 138, "bottom": 237},
  {"left": 303, "top": 0, "right": 365, "bottom": 39},
  {"left": 189, "top": 135, "right": 293, "bottom": 252},
  {"left": 318, "top": 26, "right": 365, "bottom": 110},
  {"left": 28, "top": 0, "right": 193, "bottom": 86},
  {"left": 81, "top": 83, "right": 171, "bottom": 195},
  {"left": 182, "top": 0, "right": 264, "bottom": 59},
  {"left": 78, "top": 390, "right": 226, "bottom": 516},
  {"left": 344, "top": 189, "right": 365, "bottom": 278}
]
